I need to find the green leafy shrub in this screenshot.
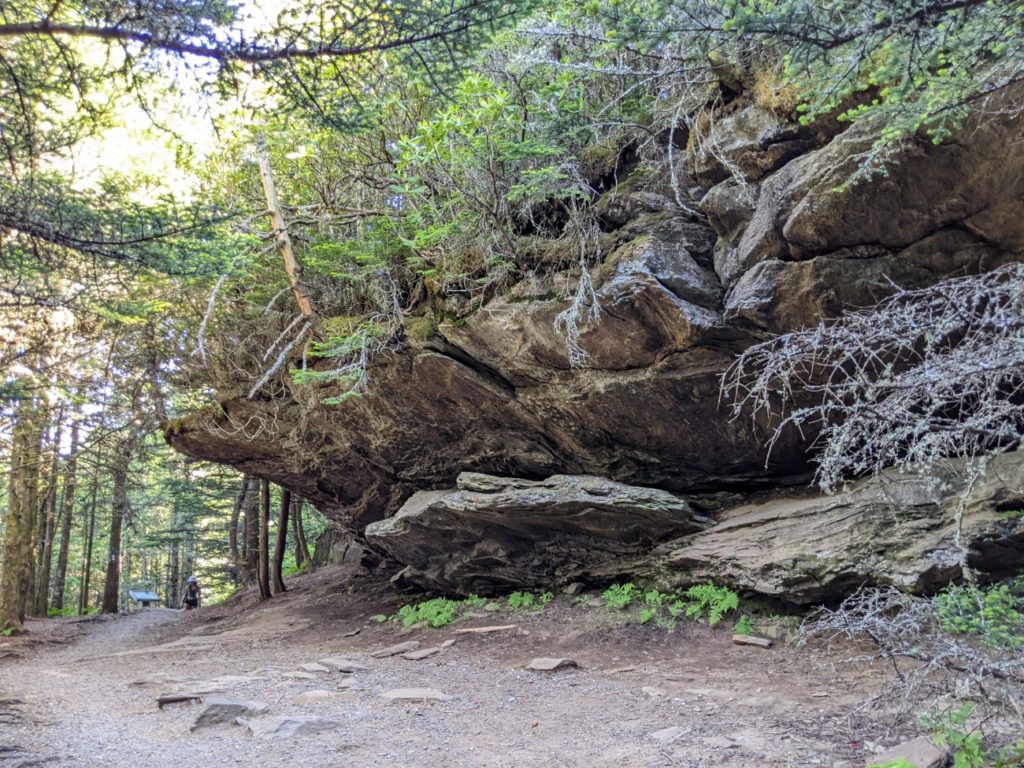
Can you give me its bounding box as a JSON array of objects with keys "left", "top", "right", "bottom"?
[
  {"left": 602, "top": 582, "right": 639, "bottom": 610},
  {"left": 394, "top": 598, "right": 459, "bottom": 628},
  {"left": 683, "top": 584, "right": 739, "bottom": 626},
  {"left": 506, "top": 591, "right": 552, "bottom": 611},
  {"left": 733, "top": 616, "right": 755, "bottom": 636},
  {"left": 507, "top": 591, "right": 536, "bottom": 610},
  {"left": 922, "top": 704, "right": 985, "bottom": 768},
  {"left": 936, "top": 583, "right": 1024, "bottom": 650}
]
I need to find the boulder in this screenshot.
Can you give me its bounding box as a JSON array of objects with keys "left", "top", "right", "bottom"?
[
  {"left": 690, "top": 104, "right": 815, "bottom": 186},
  {"left": 164, "top": 92, "right": 1024, "bottom": 607},
  {"left": 365, "top": 473, "right": 713, "bottom": 594},
  {"left": 660, "top": 451, "right": 1024, "bottom": 604}
]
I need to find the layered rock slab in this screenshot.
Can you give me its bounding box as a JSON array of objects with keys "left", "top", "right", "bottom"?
[
  {"left": 660, "top": 451, "right": 1024, "bottom": 604},
  {"left": 365, "top": 473, "right": 713, "bottom": 594}
]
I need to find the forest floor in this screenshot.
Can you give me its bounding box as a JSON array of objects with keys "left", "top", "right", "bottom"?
[{"left": 0, "top": 565, "right": 919, "bottom": 768}]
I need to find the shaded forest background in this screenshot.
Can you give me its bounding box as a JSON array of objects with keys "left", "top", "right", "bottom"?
[{"left": 1, "top": 0, "right": 1022, "bottom": 632}]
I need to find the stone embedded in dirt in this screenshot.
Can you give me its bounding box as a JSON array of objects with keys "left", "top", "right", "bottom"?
[
  {"left": 282, "top": 671, "right": 318, "bottom": 680},
  {"left": 298, "top": 662, "right": 331, "bottom": 673},
  {"left": 401, "top": 647, "right": 441, "bottom": 661},
  {"left": 246, "top": 715, "right": 343, "bottom": 739},
  {"left": 190, "top": 698, "right": 268, "bottom": 732},
  {"left": 293, "top": 690, "right": 335, "bottom": 705},
  {"left": 641, "top": 686, "right": 667, "bottom": 698},
  {"left": 526, "top": 657, "right": 578, "bottom": 672},
  {"left": 453, "top": 624, "right": 517, "bottom": 635},
  {"left": 650, "top": 726, "right": 688, "bottom": 744},
  {"left": 371, "top": 641, "right": 421, "bottom": 658},
  {"left": 732, "top": 634, "right": 772, "bottom": 648},
  {"left": 867, "top": 736, "right": 950, "bottom": 768},
  {"left": 379, "top": 688, "right": 450, "bottom": 703},
  {"left": 440, "top": 639, "right": 456, "bottom": 649},
  {"left": 318, "top": 657, "right": 369, "bottom": 673},
  {"left": 562, "top": 582, "right": 585, "bottom": 596}
]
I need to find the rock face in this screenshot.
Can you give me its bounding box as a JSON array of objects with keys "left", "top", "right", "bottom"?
[
  {"left": 365, "top": 473, "right": 713, "bottom": 594},
  {"left": 657, "top": 452, "right": 1024, "bottom": 604},
  {"left": 167, "top": 89, "right": 1024, "bottom": 600}
]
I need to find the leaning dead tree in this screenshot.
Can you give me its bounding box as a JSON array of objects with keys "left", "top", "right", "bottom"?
[{"left": 722, "top": 263, "right": 1024, "bottom": 491}]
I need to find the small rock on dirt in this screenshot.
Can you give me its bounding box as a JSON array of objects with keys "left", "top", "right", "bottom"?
[
  {"left": 282, "top": 671, "right": 318, "bottom": 680},
  {"left": 157, "top": 692, "right": 202, "bottom": 709},
  {"left": 318, "top": 657, "right": 369, "bottom": 672},
  {"left": 294, "top": 690, "right": 334, "bottom": 705},
  {"left": 402, "top": 647, "right": 441, "bottom": 661},
  {"left": 526, "top": 657, "right": 578, "bottom": 672},
  {"left": 190, "top": 698, "right": 268, "bottom": 731},
  {"left": 867, "top": 736, "right": 950, "bottom": 768},
  {"left": 453, "top": 624, "right": 516, "bottom": 635},
  {"left": 650, "top": 726, "right": 688, "bottom": 744},
  {"left": 379, "top": 688, "right": 450, "bottom": 703},
  {"left": 246, "top": 715, "right": 343, "bottom": 738},
  {"left": 641, "top": 686, "right": 667, "bottom": 698},
  {"left": 732, "top": 634, "right": 773, "bottom": 648},
  {"left": 371, "top": 641, "right": 421, "bottom": 658}
]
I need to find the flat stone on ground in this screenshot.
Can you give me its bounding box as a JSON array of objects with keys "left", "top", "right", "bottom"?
[
  {"left": 318, "top": 657, "right": 369, "bottom": 672},
  {"left": 190, "top": 698, "right": 268, "bottom": 731},
  {"left": 281, "top": 671, "right": 318, "bottom": 680},
  {"left": 246, "top": 715, "right": 343, "bottom": 738},
  {"left": 401, "top": 647, "right": 441, "bottom": 661},
  {"left": 868, "top": 736, "right": 949, "bottom": 768},
  {"left": 371, "top": 641, "right": 421, "bottom": 658},
  {"left": 298, "top": 662, "right": 331, "bottom": 673},
  {"left": 379, "top": 688, "right": 450, "bottom": 703},
  {"left": 526, "top": 657, "right": 579, "bottom": 672},
  {"left": 650, "top": 726, "right": 688, "bottom": 744},
  {"left": 293, "top": 690, "right": 334, "bottom": 705}
]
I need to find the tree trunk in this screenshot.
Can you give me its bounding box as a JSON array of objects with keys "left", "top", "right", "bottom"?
[
  {"left": 51, "top": 417, "right": 80, "bottom": 610},
  {"left": 228, "top": 475, "right": 250, "bottom": 584},
  {"left": 242, "top": 475, "right": 259, "bottom": 584},
  {"left": 291, "top": 495, "right": 313, "bottom": 572},
  {"left": 0, "top": 397, "right": 46, "bottom": 632},
  {"left": 34, "top": 412, "right": 64, "bottom": 616},
  {"left": 256, "top": 137, "right": 317, "bottom": 320},
  {"left": 272, "top": 487, "right": 290, "bottom": 594},
  {"left": 101, "top": 450, "right": 130, "bottom": 614},
  {"left": 257, "top": 479, "right": 271, "bottom": 600},
  {"left": 79, "top": 476, "right": 98, "bottom": 615}
]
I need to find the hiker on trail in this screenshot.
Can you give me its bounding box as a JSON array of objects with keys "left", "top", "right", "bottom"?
[{"left": 182, "top": 576, "right": 201, "bottom": 611}]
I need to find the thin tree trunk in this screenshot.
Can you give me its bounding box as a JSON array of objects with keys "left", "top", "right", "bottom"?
[
  {"left": 0, "top": 397, "right": 45, "bottom": 632},
  {"left": 228, "top": 476, "right": 250, "bottom": 584},
  {"left": 34, "top": 412, "right": 64, "bottom": 616},
  {"left": 242, "top": 475, "right": 259, "bottom": 584},
  {"left": 291, "top": 495, "right": 313, "bottom": 572},
  {"left": 101, "top": 450, "right": 130, "bottom": 614},
  {"left": 257, "top": 136, "right": 317, "bottom": 320},
  {"left": 257, "top": 478, "right": 271, "bottom": 600},
  {"left": 51, "top": 417, "right": 80, "bottom": 610},
  {"left": 272, "top": 487, "right": 290, "bottom": 594},
  {"left": 79, "top": 476, "right": 98, "bottom": 615}
]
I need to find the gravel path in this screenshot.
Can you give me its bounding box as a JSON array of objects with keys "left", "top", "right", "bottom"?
[{"left": 0, "top": 571, "right": 899, "bottom": 767}]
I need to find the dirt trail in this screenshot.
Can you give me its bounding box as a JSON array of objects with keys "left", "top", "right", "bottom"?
[{"left": 0, "top": 568, "right": 903, "bottom": 768}]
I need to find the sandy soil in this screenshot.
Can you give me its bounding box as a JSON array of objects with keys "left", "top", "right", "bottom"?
[{"left": 0, "top": 566, "right": 909, "bottom": 768}]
